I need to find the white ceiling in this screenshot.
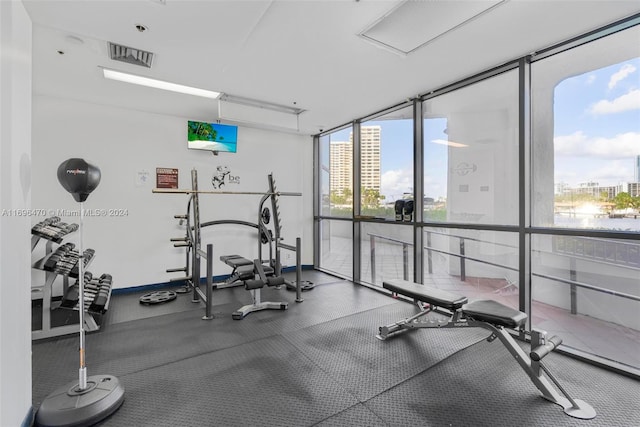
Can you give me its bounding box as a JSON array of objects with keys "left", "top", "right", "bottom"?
[{"left": 23, "top": 0, "right": 640, "bottom": 136}]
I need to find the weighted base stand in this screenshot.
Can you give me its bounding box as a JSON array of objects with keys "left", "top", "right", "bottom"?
[
  {"left": 232, "top": 300, "right": 288, "bottom": 320},
  {"left": 35, "top": 374, "right": 124, "bottom": 427}
]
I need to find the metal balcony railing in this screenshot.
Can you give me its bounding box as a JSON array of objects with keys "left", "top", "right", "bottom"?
[{"left": 367, "top": 231, "right": 640, "bottom": 313}]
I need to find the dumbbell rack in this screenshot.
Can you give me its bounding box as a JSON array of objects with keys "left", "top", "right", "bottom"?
[{"left": 31, "top": 217, "right": 112, "bottom": 340}]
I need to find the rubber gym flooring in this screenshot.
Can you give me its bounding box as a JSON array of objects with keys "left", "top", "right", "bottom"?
[{"left": 32, "top": 270, "right": 640, "bottom": 426}]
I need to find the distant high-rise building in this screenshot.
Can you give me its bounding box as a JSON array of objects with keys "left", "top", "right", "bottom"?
[
  {"left": 329, "top": 125, "right": 381, "bottom": 198},
  {"left": 635, "top": 155, "right": 640, "bottom": 182},
  {"left": 359, "top": 126, "right": 381, "bottom": 193},
  {"left": 329, "top": 141, "right": 352, "bottom": 197}
]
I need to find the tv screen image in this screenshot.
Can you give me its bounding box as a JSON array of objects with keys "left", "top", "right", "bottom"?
[{"left": 188, "top": 121, "right": 238, "bottom": 153}]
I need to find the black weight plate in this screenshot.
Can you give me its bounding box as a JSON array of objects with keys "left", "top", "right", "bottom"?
[
  {"left": 261, "top": 207, "right": 271, "bottom": 224},
  {"left": 139, "top": 290, "right": 177, "bottom": 305},
  {"left": 286, "top": 280, "right": 315, "bottom": 291}
]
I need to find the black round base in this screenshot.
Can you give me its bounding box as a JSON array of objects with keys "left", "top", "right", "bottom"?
[
  {"left": 139, "top": 290, "right": 177, "bottom": 305},
  {"left": 286, "top": 280, "right": 315, "bottom": 292},
  {"left": 35, "top": 375, "right": 124, "bottom": 427}
]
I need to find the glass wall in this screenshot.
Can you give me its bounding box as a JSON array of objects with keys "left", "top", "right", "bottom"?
[
  {"left": 315, "top": 16, "right": 640, "bottom": 373},
  {"left": 423, "top": 70, "right": 520, "bottom": 225},
  {"left": 360, "top": 106, "right": 414, "bottom": 220},
  {"left": 530, "top": 23, "right": 640, "bottom": 369}
]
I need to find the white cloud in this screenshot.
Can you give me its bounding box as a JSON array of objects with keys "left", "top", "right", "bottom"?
[
  {"left": 381, "top": 169, "right": 412, "bottom": 201},
  {"left": 554, "top": 167, "right": 578, "bottom": 183},
  {"left": 586, "top": 74, "right": 596, "bottom": 85},
  {"left": 554, "top": 157, "right": 634, "bottom": 186},
  {"left": 588, "top": 89, "right": 640, "bottom": 115},
  {"left": 608, "top": 63, "right": 636, "bottom": 90},
  {"left": 424, "top": 176, "right": 447, "bottom": 200},
  {"left": 554, "top": 131, "right": 640, "bottom": 158},
  {"left": 589, "top": 161, "right": 634, "bottom": 183}
]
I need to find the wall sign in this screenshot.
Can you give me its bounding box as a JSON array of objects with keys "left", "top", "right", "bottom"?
[
  {"left": 156, "top": 167, "right": 179, "bottom": 189},
  {"left": 136, "top": 170, "right": 150, "bottom": 187}
]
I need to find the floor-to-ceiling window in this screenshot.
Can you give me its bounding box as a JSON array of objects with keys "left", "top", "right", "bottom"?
[
  {"left": 358, "top": 106, "right": 415, "bottom": 286},
  {"left": 314, "top": 16, "right": 640, "bottom": 373},
  {"left": 318, "top": 127, "right": 354, "bottom": 278},
  {"left": 422, "top": 69, "right": 521, "bottom": 308},
  {"left": 531, "top": 23, "right": 640, "bottom": 369}
]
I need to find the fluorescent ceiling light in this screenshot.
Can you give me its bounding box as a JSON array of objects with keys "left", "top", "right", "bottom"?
[
  {"left": 217, "top": 94, "right": 304, "bottom": 132},
  {"left": 218, "top": 98, "right": 300, "bottom": 132},
  {"left": 432, "top": 139, "right": 468, "bottom": 148},
  {"left": 220, "top": 94, "right": 304, "bottom": 115},
  {"left": 102, "top": 68, "right": 220, "bottom": 99}
]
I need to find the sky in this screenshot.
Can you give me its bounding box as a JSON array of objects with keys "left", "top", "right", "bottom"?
[
  {"left": 553, "top": 57, "right": 640, "bottom": 188},
  {"left": 326, "top": 56, "right": 640, "bottom": 202}
]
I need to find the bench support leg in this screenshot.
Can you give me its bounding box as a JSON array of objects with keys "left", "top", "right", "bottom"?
[
  {"left": 377, "top": 303, "right": 464, "bottom": 340},
  {"left": 473, "top": 322, "right": 595, "bottom": 419},
  {"left": 232, "top": 288, "right": 288, "bottom": 320}
]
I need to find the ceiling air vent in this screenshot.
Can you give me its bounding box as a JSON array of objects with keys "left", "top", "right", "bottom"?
[{"left": 108, "top": 42, "right": 154, "bottom": 68}]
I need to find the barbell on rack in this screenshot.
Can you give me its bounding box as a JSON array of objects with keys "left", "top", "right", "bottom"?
[{"left": 152, "top": 188, "right": 301, "bottom": 196}]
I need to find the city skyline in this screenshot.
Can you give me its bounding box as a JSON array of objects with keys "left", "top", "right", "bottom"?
[{"left": 329, "top": 126, "right": 382, "bottom": 198}]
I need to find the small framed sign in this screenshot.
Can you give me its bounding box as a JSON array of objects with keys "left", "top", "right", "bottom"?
[{"left": 156, "top": 168, "right": 178, "bottom": 189}]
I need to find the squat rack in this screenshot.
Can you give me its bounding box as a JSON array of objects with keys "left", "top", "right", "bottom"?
[{"left": 153, "top": 169, "right": 304, "bottom": 318}]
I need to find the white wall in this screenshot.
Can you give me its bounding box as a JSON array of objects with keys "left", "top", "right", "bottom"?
[
  {"left": 32, "top": 96, "right": 313, "bottom": 290},
  {"left": 0, "top": 1, "right": 33, "bottom": 425}
]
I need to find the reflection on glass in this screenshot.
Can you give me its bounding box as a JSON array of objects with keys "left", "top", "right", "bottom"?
[
  {"left": 424, "top": 117, "right": 449, "bottom": 221},
  {"left": 423, "top": 227, "right": 519, "bottom": 308},
  {"left": 423, "top": 71, "right": 519, "bottom": 225}
]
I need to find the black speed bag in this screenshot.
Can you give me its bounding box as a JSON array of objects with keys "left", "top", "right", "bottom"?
[{"left": 57, "top": 158, "right": 101, "bottom": 202}]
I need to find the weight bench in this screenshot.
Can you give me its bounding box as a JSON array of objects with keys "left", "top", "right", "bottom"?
[
  {"left": 232, "top": 260, "right": 288, "bottom": 320},
  {"left": 378, "top": 279, "right": 596, "bottom": 420},
  {"left": 219, "top": 255, "right": 258, "bottom": 289}
]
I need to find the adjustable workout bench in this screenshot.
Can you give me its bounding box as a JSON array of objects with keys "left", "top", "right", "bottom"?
[
  {"left": 232, "top": 260, "right": 288, "bottom": 320},
  {"left": 378, "top": 279, "right": 596, "bottom": 420},
  {"left": 219, "top": 255, "right": 256, "bottom": 288}
]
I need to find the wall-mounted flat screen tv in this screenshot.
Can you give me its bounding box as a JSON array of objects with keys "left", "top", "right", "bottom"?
[{"left": 188, "top": 120, "right": 238, "bottom": 153}]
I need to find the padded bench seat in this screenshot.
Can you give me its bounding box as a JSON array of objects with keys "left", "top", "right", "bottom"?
[
  {"left": 383, "top": 279, "right": 527, "bottom": 329},
  {"left": 221, "top": 255, "right": 275, "bottom": 276},
  {"left": 262, "top": 265, "right": 275, "bottom": 275},
  {"left": 220, "top": 255, "right": 254, "bottom": 268},
  {"left": 462, "top": 300, "right": 527, "bottom": 329},
  {"left": 383, "top": 279, "right": 468, "bottom": 311}
]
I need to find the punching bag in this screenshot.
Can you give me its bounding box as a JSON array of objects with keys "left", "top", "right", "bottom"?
[
  {"left": 57, "top": 158, "right": 101, "bottom": 202},
  {"left": 38, "top": 158, "right": 124, "bottom": 427}
]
